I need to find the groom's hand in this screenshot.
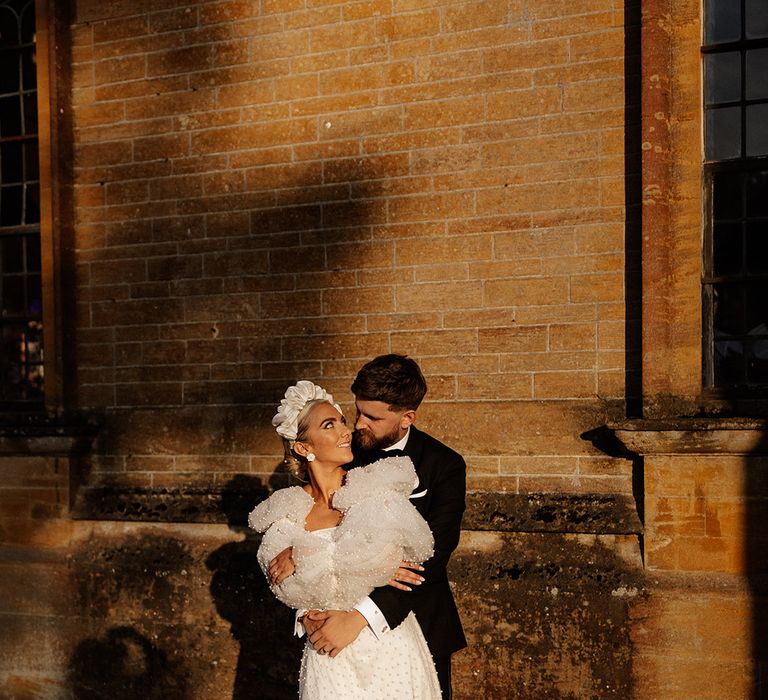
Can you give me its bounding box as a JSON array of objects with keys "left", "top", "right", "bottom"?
[
  {"left": 306, "top": 610, "right": 367, "bottom": 657},
  {"left": 268, "top": 546, "right": 295, "bottom": 586}
]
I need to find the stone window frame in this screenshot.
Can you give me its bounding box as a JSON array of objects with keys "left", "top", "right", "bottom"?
[{"left": 640, "top": 0, "right": 768, "bottom": 417}]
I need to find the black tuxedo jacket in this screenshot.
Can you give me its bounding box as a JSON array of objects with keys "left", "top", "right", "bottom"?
[{"left": 351, "top": 425, "right": 467, "bottom": 658}]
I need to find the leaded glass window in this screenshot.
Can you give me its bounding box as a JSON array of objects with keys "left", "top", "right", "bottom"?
[
  {"left": 0, "top": 0, "right": 43, "bottom": 405},
  {"left": 703, "top": 0, "right": 768, "bottom": 389}
]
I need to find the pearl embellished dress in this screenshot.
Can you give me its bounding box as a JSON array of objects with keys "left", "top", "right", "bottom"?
[{"left": 249, "top": 457, "right": 441, "bottom": 699}]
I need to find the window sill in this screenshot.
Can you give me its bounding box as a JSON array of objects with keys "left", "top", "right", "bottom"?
[
  {"left": 0, "top": 411, "right": 101, "bottom": 456},
  {"left": 610, "top": 417, "right": 768, "bottom": 455}
]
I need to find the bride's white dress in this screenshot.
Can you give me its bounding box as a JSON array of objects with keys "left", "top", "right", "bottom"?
[{"left": 249, "top": 457, "right": 441, "bottom": 699}]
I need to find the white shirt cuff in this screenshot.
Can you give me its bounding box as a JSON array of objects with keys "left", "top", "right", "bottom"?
[
  {"left": 294, "top": 609, "right": 307, "bottom": 638},
  {"left": 354, "top": 597, "right": 390, "bottom": 639}
]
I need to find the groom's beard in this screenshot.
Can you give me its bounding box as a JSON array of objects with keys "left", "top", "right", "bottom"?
[{"left": 353, "top": 424, "right": 402, "bottom": 452}]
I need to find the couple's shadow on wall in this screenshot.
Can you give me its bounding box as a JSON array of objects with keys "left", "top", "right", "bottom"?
[
  {"left": 69, "top": 627, "right": 187, "bottom": 699},
  {"left": 206, "top": 473, "right": 304, "bottom": 700}
]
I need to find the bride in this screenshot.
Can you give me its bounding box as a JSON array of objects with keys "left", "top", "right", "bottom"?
[{"left": 249, "top": 381, "right": 441, "bottom": 699}]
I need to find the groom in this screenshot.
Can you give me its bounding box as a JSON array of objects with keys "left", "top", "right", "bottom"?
[{"left": 301, "top": 354, "right": 467, "bottom": 698}]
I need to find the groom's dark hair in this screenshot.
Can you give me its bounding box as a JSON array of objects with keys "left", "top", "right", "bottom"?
[{"left": 351, "top": 354, "right": 427, "bottom": 411}]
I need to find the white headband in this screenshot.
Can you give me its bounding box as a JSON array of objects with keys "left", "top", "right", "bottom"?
[{"left": 272, "top": 380, "right": 342, "bottom": 441}]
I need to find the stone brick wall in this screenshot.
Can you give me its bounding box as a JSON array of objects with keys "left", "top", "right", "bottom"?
[
  {"left": 8, "top": 0, "right": 767, "bottom": 699},
  {"left": 68, "top": 0, "right": 636, "bottom": 495}
]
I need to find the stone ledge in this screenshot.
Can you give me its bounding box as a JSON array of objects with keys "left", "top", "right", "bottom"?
[
  {"left": 72, "top": 484, "right": 643, "bottom": 534},
  {"left": 610, "top": 418, "right": 768, "bottom": 455},
  {"left": 71, "top": 482, "right": 269, "bottom": 525},
  {"left": 463, "top": 491, "right": 642, "bottom": 535},
  {"left": 0, "top": 412, "right": 101, "bottom": 456}
]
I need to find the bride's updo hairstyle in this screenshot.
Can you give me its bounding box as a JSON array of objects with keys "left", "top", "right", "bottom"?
[
  {"left": 272, "top": 381, "right": 342, "bottom": 480},
  {"left": 281, "top": 399, "right": 325, "bottom": 479}
]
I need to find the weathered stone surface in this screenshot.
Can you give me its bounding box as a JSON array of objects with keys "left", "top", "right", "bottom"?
[
  {"left": 631, "top": 572, "right": 760, "bottom": 700},
  {"left": 464, "top": 491, "right": 642, "bottom": 535},
  {"left": 71, "top": 477, "right": 269, "bottom": 524},
  {"left": 0, "top": 412, "right": 100, "bottom": 457},
  {"left": 450, "top": 530, "right": 644, "bottom": 699},
  {"left": 612, "top": 418, "right": 768, "bottom": 455},
  {"left": 0, "top": 523, "right": 304, "bottom": 699}
]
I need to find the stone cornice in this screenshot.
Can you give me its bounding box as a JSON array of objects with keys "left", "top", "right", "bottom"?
[
  {"left": 72, "top": 484, "right": 643, "bottom": 535},
  {"left": 610, "top": 418, "right": 768, "bottom": 455}
]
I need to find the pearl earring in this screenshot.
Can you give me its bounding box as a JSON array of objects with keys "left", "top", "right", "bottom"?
[{"left": 306, "top": 453, "right": 316, "bottom": 462}]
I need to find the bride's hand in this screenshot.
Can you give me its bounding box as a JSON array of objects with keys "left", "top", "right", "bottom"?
[
  {"left": 302, "top": 610, "right": 324, "bottom": 636},
  {"left": 268, "top": 546, "right": 295, "bottom": 585},
  {"left": 387, "top": 561, "right": 425, "bottom": 591}
]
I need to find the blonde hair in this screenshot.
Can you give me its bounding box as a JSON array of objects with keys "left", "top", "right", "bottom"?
[{"left": 280, "top": 399, "right": 328, "bottom": 480}]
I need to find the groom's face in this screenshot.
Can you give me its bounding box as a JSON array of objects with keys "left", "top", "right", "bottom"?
[{"left": 353, "top": 398, "right": 413, "bottom": 451}]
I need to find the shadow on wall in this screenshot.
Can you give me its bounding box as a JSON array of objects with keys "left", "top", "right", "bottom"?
[
  {"left": 66, "top": 535, "right": 196, "bottom": 699},
  {"left": 70, "top": 14, "right": 395, "bottom": 696},
  {"left": 69, "top": 627, "right": 187, "bottom": 700},
  {"left": 623, "top": 0, "right": 643, "bottom": 418},
  {"left": 748, "top": 428, "right": 768, "bottom": 699},
  {"left": 206, "top": 474, "right": 303, "bottom": 699}
]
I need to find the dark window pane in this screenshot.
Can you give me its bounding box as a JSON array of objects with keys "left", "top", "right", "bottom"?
[
  {"left": 0, "top": 6, "right": 21, "bottom": 48},
  {"left": 1, "top": 235, "right": 24, "bottom": 273},
  {"left": 747, "top": 0, "right": 768, "bottom": 39},
  {"left": 746, "top": 222, "right": 768, "bottom": 273},
  {"left": 1, "top": 325, "right": 24, "bottom": 399},
  {"left": 747, "top": 48, "right": 768, "bottom": 99},
  {"left": 714, "top": 283, "right": 746, "bottom": 335},
  {"left": 24, "top": 140, "right": 37, "bottom": 180},
  {"left": 22, "top": 92, "right": 36, "bottom": 134},
  {"left": 745, "top": 282, "right": 768, "bottom": 331},
  {"left": 21, "top": 47, "right": 35, "bottom": 91},
  {"left": 747, "top": 352, "right": 768, "bottom": 382},
  {"left": 20, "top": 1, "right": 34, "bottom": 45},
  {"left": 713, "top": 222, "right": 743, "bottom": 276},
  {"left": 747, "top": 332, "right": 768, "bottom": 382},
  {"left": 714, "top": 340, "right": 746, "bottom": 384},
  {"left": 705, "top": 52, "right": 742, "bottom": 104},
  {"left": 0, "top": 0, "right": 43, "bottom": 404},
  {"left": 0, "top": 52, "right": 19, "bottom": 94},
  {"left": 24, "top": 181, "right": 39, "bottom": 223},
  {"left": 706, "top": 107, "right": 742, "bottom": 160},
  {"left": 746, "top": 104, "right": 768, "bottom": 156},
  {"left": 0, "top": 94, "right": 22, "bottom": 137},
  {"left": 26, "top": 273, "right": 40, "bottom": 315},
  {"left": 713, "top": 171, "right": 743, "bottom": 219},
  {"left": 2, "top": 274, "right": 25, "bottom": 316},
  {"left": 0, "top": 141, "right": 23, "bottom": 183},
  {"left": 25, "top": 233, "right": 39, "bottom": 271},
  {"left": 0, "top": 185, "right": 23, "bottom": 226},
  {"left": 747, "top": 170, "right": 768, "bottom": 217},
  {"left": 0, "top": 322, "right": 44, "bottom": 401},
  {"left": 705, "top": 0, "right": 742, "bottom": 43}
]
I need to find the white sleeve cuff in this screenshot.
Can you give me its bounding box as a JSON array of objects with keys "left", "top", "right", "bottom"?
[
  {"left": 354, "top": 597, "right": 390, "bottom": 639},
  {"left": 294, "top": 609, "right": 307, "bottom": 638}
]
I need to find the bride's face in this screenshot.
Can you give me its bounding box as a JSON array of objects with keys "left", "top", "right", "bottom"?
[{"left": 298, "top": 401, "right": 353, "bottom": 467}]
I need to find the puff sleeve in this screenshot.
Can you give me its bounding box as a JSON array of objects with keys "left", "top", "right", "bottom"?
[{"left": 249, "top": 458, "right": 434, "bottom": 611}]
